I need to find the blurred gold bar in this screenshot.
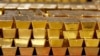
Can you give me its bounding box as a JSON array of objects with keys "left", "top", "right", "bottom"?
[
  {"left": 68, "top": 47, "right": 83, "bottom": 55},
  {"left": 37, "top": 0, "right": 44, "bottom": 2},
  {"left": 3, "top": 29, "right": 16, "bottom": 39},
  {"left": 19, "top": 48, "right": 34, "bottom": 55},
  {"left": 16, "top": 21, "right": 30, "bottom": 29},
  {"left": 52, "top": 47, "right": 67, "bottom": 56},
  {"left": 32, "top": 20, "right": 47, "bottom": 29},
  {"left": 48, "top": 29, "right": 60, "bottom": 39},
  {"left": 36, "top": 47, "right": 50, "bottom": 56},
  {"left": 2, "top": 39, "right": 13, "bottom": 47},
  {"left": 28, "top": 0, "right": 35, "bottom": 2},
  {"left": 63, "top": 30, "right": 78, "bottom": 39},
  {"left": 0, "top": 38, "right": 3, "bottom": 46},
  {"left": 2, "top": 47, "right": 17, "bottom": 56},
  {"left": 79, "top": 30, "right": 94, "bottom": 39},
  {"left": 45, "top": 0, "right": 52, "bottom": 2},
  {"left": 53, "top": 0, "right": 61, "bottom": 2},
  {"left": 19, "top": 0, "right": 27, "bottom": 2},
  {"left": 85, "top": 47, "right": 99, "bottom": 55},
  {"left": 31, "top": 39, "right": 46, "bottom": 47},
  {"left": 96, "top": 30, "right": 100, "bottom": 38},
  {"left": 80, "top": 0, "right": 87, "bottom": 3},
  {"left": 48, "top": 22, "right": 63, "bottom": 29},
  {"left": 11, "top": 0, "right": 18, "bottom": 2},
  {"left": 85, "top": 39, "right": 99, "bottom": 47},
  {"left": 33, "top": 29, "right": 46, "bottom": 39},
  {"left": 69, "top": 39, "right": 83, "bottom": 47},
  {"left": 62, "top": 0, "right": 69, "bottom": 3},
  {"left": 0, "top": 20, "right": 13, "bottom": 29},
  {"left": 49, "top": 39, "right": 63, "bottom": 47},
  {"left": 0, "top": 10, "right": 2, "bottom": 15},
  {"left": 19, "top": 29, "right": 31, "bottom": 39},
  {"left": 97, "top": 21, "right": 100, "bottom": 30},
  {"left": 14, "top": 39, "right": 29, "bottom": 47},
  {"left": 71, "top": 0, "right": 78, "bottom": 3}
]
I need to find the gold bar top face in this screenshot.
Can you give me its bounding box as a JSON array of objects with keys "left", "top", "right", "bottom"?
[{"left": 2, "top": 39, "right": 13, "bottom": 47}]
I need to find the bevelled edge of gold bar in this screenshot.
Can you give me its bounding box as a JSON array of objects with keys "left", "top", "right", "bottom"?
[
  {"left": 3, "top": 28, "right": 16, "bottom": 39},
  {"left": 84, "top": 47, "right": 99, "bottom": 55},
  {"left": 69, "top": 39, "right": 83, "bottom": 47},
  {"left": 2, "top": 47, "right": 17, "bottom": 56},
  {"left": 2, "top": 39, "right": 13, "bottom": 47},
  {"left": 19, "top": 47, "right": 34, "bottom": 55},
  {"left": 52, "top": 47, "right": 67, "bottom": 56},
  {"left": 14, "top": 39, "right": 29, "bottom": 47},
  {"left": 18, "top": 29, "right": 31, "bottom": 39},
  {"left": 63, "top": 30, "right": 78, "bottom": 39},
  {"left": 79, "top": 30, "right": 94, "bottom": 39},
  {"left": 31, "top": 39, "right": 46, "bottom": 47},
  {"left": 49, "top": 39, "right": 63, "bottom": 47},
  {"left": 32, "top": 20, "right": 47, "bottom": 29},
  {"left": 96, "top": 30, "right": 100, "bottom": 38},
  {"left": 33, "top": 28, "right": 46, "bottom": 39},
  {"left": 85, "top": 39, "right": 99, "bottom": 47}
]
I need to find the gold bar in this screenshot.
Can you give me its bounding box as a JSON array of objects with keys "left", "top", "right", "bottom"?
[
  {"left": 49, "top": 39, "right": 63, "bottom": 47},
  {"left": 28, "top": 0, "right": 35, "bottom": 2},
  {"left": 83, "top": 4, "right": 97, "bottom": 10},
  {"left": 53, "top": 0, "right": 61, "bottom": 2},
  {"left": 71, "top": 4, "right": 83, "bottom": 10},
  {"left": 52, "top": 47, "right": 67, "bottom": 56},
  {"left": 85, "top": 39, "right": 99, "bottom": 47},
  {"left": 19, "top": 29, "right": 31, "bottom": 39},
  {"left": 96, "top": 30, "right": 100, "bottom": 38},
  {"left": 2, "top": 39, "right": 13, "bottom": 47},
  {"left": 16, "top": 21, "right": 30, "bottom": 29},
  {"left": 70, "top": 0, "right": 78, "bottom": 3},
  {"left": 85, "top": 47, "right": 99, "bottom": 55},
  {"left": 2, "top": 47, "right": 17, "bottom": 56},
  {"left": 80, "top": 0, "right": 87, "bottom": 3},
  {"left": 63, "top": 30, "right": 78, "bottom": 39},
  {"left": 31, "top": 39, "right": 46, "bottom": 47},
  {"left": 14, "top": 39, "right": 29, "bottom": 47},
  {"left": 4, "top": 4, "right": 19, "bottom": 9},
  {"left": 62, "top": 0, "right": 69, "bottom": 3},
  {"left": 0, "top": 10, "right": 2, "bottom": 15},
  {"left": 3, "top": 29, "right": 16, "bottom": 39},
  {"left": 17, "top": 4, "right": 31, "bottom": 9},
  {"left": 19, "top": 47, "right": 34, "bottom": 55},
  {"left": 11, "top": 0, "right": 18, "bottom": 2},
  {"left": 68, "top": 47, "right": 83, "bottom": 55},
  {"left": 0, "top": 20, "right": 13, "bottom": 29},
  {"left": 37, "top": 0, "right": 43, "bottom": 2},
  {"left": 19, "top": 0, "right": 27, "bottom": 2},
  {"left": 0, "top": 38, "right": 3, "bottom": 46},
  {"left": 79, "top": 30, "right": 94, "bottom": 39},
  {"left": 45, "top": 0, "right": 52, "bottom": 2},
  {"left": 97, "top": 20, "right": 100, "bottom": 30},
  {"left": 69, "top": 39, "right": 83, "bottom": 47},
  {"left": 33, "top": 29, "right": 46, "bottom": 39},
  {"left": 48, "top": 29, "right": 60, "bottom": 39},
  {"left": 32, "top": 20, "right": 47, "bottom": 29},
  {"left": 36, "top": 47, "right": 50, "bottom": 56}
]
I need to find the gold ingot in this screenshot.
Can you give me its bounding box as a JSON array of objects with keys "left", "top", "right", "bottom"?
[
  {"left": 80, "top": 0, "right": 86, "bottom": 3},
  {"left": 0, "top": 38, "right": 3, "bottom": 46},
  {"left": 71, "top": 0, "right": 78, "bottom": 3},
  {"left": 48, "top": 22, "right": 63, "bottom": 29},
  {"left": 32, "top": 20, "right": 47, "bottom": 29},
  {"left": 63, "top": 30, "right": 78, "bottom": 39},
  {"left": 53, "top": 0, "right": 61, "bottom": 2},
  {"left": 3, "top": 29, "right": 16, "bottom": 39},
  {"left": 62, "top": 0, "right": 69, "bottom": 3},
  {"left": 45, "top": 0, "right": 52, "bottom": 2},
  {"left": 48, "top": 29, "right": 60, "bottom": 39},
  {"left": 37, "top": 0, "right": 43, "bottom": 2},
  {"left": 69, "top": 39, "right": 83, "bottom": 47},
  {"left": 11, "top": 0, "right": 18, "bottom": 2},
  {"left": 33, "top": 29, "right": 46, "bottom": 39},
  {"left": 79, "top": 30, "right": 94, "bottom": 39},
  {"left": 19, "top": 29, "right": 31, "bottom": 39},
  {"left": 2, "top": 39, "right": 13, "bottom": 47},
  {"left": 49, "top": 39, "right": 63, "bottom": 47},
  {"left": 2, "top": 47, "right": 17, "bottom": 56},
  {"left": 20, "top": 0, "right": 27, "bottom": 2},
  {"left": 0, "top": 10, "right": 2, "bottom": 15},
  {"left": 31, "top": 39, "right": 46, "bottom": 47},
  {"left": 29, "top": 0, "right": 35, "bottom": 2},
  {"left": 16, "top": 21, "right": 30, "bottom": 29},
  {"left": 96, "top": 30, "right": 100, "bottom": 38},
  {"left": 85, "top": 39, "right": 99, "bottom": 47},
  {"left": 14, "top": 39, "right": 29, "bottom": 47},
  {"left": 0, "top": 20, "right": 13, "bottom": 29}
]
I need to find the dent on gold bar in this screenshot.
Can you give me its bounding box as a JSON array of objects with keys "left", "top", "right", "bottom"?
[
  {"left": 79, "top": 30, "right": 94, "bottom": 39},
  {"left": 31, "top": 39, "right": 46, "bottom": 47},
  {"left": 19, "top": 29, "right": 31, "bottom": 39},
  {"left": 3, "top": 29, "right": 16, "bottom": 39},
  {"left": 69, "top": 39, "right": 83, "bottom": 47},
  {"left": 48, "top": 29, "right": 60, "bottom": 39},
  {"left": 85, "top": 39, "right": 99, "bottom": 47},
  {"left": 2, "top": 39, "right": 13, "bottom": 47},
  {"left": 14, "top": 39, "right": 29, "bottom": 47},
  {"left": 33, "top": 29, "right": 46, "bottom": 39},
  {"left": 49, "top": 39, "right": 63, "bottom": 47},
  {"left": 63, "top": 30, "right": 78, "bottom": 39}
]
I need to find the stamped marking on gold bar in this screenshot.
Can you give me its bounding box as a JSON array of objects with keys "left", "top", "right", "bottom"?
[
  {"left": 63, "top": 30, "right": 78, "bottom": 39},
  {"left": 31, "top": 39, "right": 46, "bottom": 47},
  {"left": 2, "top": 39, "right": 13, "bottom": 47},
  {"left": 79, "top": 30, "right": 94, "bottom": 39}
]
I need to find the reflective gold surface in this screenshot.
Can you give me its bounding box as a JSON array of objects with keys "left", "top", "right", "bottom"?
[
  {"left": 11, "top": 0, "right": 18, "bottom": 2},
  {"left": 20, "top": 0, "right": 27, "bottom": 2},
  {"left": 33, "top": 29, "right": 46, "bottom": 39},
  {"left": 48, "top": 29, "right": 60, "bottom": 39},
  {"left": 63, "top": 30, "right": 78, "bottom": 39},
  {"left": 53, "top": 0, "right": 61, "bottom": 2},
  {"left": 97, "top": 22, "right": 100, "bottom": 30},
  {"left": 85, "top": 39, "right": 99, "bottom": 47},
  {"left": 2, "top": 39, "right": 13, "bottom": 47},
  {"left": 45, "top": 0, "right": 52, "bottom": 2},
  {"left": 71, "top": 0, "right": 78, "bottom": 3},
  {"left": 37, "top": 0, "right": 43, "bottom": 2},
  {"left": 14, "top": 39, "right": 29, "bottom": 47},
  {"left": 96, "top": 30, "right": 100, "bottom": 38},
  {"left": 0, "top": 38, "right": 2, "bottom": 46},
  {"left": 19, "top": 29, "right": 31, "bottom": 39},
  {"left": 31, "top": 39, "right": 46, "bottom": 47},
  {"left": 62, "top": 0, "right": 69, "bottom": 3},
  {"left": 79, "top": 30, "right": 94, "bottom": 39},
  {"left": 3, "top": 29, "right": 16, "bottom": 39},
  {"left": 80, "top": 0, "right": 86, "bottom": 3},
  {"left": 49, "top": 39, "right": 63, "bottom": 47},
  {"left": 69, "top": 39, "right": 83, "bottom": 47},
  {"left": 28, "top": 0, "right": 35, "bottom": 2},
  {"left": 0, "top": 10, "right": 2, "bottom": 15}
]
